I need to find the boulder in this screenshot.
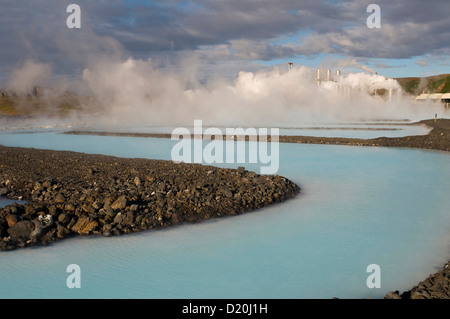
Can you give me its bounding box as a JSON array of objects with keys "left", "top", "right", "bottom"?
[
  {"left": 42, "top": 179, "right": 55, "bottom": 188},
  {"left": 56, "top": 223, "right": 70, "bottom": 238},
  {"left": 7, "top": 220, "right": 34, "bottom": 239},
  {"left": 5, "top": 214, "right": 19, "bottom": 227},
  {"left": 71, "top": 216, "right": 98, "bottom": 235},
  {"left": 110, "top": 195, "right": 128, "bottom": 210},
  {"left": 113, "top": 213, "right": 123, "bottom": 224},
  {"left": 384, "top": 291, "right": 402, "bottom": 299},
  {"left": 55, "top": 193, "right": 66, "bottom": 203},
  {"left": 157, "top": 182, "right": 166, "bottom": 192},
  {"left": 33, "top": 182, "right": 44, "bottom": 191},
  {"left": 218, "top": 186, "right": 233, "bottom": 198},
  {"left": 24, "top": 205, "right": 36, "bottom": 216},
  {"left": 104, "top": 207, "right": 115, "bottom": 217},
  {"left": 123, "top": 211, "right": 135, "bottom": 226},
  {"left": 30, "top": 220, "right": 43, "bottom": 238},
  {"left": 411, "top": 290, "right": 431, "bottom": 299},
  {"left": 58, "top": 213, "right": 71, "bottom": 224},
  {"left": 64, "top": 203, "right": 75, "bottom": 212}
]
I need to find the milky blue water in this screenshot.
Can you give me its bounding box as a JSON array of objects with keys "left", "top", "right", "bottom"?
[
  {"left": 0, "top": 198, "right": 27, "bottom": 208},
  {"left": 0, "top": 131, "right": 449, "bottom": 299}
]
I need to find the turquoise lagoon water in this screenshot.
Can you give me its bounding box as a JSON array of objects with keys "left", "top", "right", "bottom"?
[{"left": 0, "top": 131, "right": 449, "bottom": 299}]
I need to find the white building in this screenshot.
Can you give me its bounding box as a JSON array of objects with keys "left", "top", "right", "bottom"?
[{"left": 415, "top": 93, "right": 450, "bottom": 109}]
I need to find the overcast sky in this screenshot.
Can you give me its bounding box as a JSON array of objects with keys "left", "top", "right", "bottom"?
[{"left": 0, "top": 0, "right": 449, "bottom": 83}]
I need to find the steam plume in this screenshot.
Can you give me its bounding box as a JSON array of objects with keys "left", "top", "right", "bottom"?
[{"left": 2, "top": 57, "right": 449, "bottom": 130}]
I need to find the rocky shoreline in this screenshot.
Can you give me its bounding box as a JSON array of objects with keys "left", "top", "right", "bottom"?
[
  {"left": 385, "top": 261, "right": 450, "bottom": 299},
  {"left": 280, "top": 119, "right": 450, "bottom": 152},
  {"left": 0, "top": 145, "right": 299, "bottom": 251}
]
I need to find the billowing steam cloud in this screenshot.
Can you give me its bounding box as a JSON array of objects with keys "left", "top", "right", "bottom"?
[
  {"left": 79, "top": 57, "right": 447, "bottom": 127},
  {"left": 7, "top": 60, "right": 52, "bottom": 95},
  {"left": 2, "top": 56, "right": 448, "bottom": 130},
  {"left": 334, "top": 59, "right": 378, "bottom": 75}
]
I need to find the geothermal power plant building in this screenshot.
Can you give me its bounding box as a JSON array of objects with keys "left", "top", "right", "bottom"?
[
  {"left": 315, "top": 68, "right": 398, "bottom": 101},
  {"left": 316, "top": 69, "right": 341, "bottom": 86},
  {"left": 415, "top": 92, "right": 450, "bottom": 109}
]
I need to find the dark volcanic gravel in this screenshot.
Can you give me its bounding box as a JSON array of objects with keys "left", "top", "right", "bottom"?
[
  {"left": 0, "top": 146, "right": 299, "bottom": 251},
  {"left": 385, "top": 261, "right": 450, "bottom": 299},
  {"left": 279, "top": 119, "right": 450, "bottom": 152}
]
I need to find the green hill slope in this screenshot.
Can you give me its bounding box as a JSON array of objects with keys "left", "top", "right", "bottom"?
[{"left": 395, "top": 74, "right": 450, "bottom": 95}]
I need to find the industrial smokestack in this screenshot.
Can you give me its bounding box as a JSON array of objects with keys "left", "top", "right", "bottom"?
[
  {"left": 288, "top": 62, "right": 293, "bottom": 72},
  {"left": 317, "top": 68, "right": 321, "bottom": 86},
  {"left": 336, "top": 70, "right": 342, "bottom": 91},
  {"left": 326, "top": 69, "right": 331, "bottom": 81}
]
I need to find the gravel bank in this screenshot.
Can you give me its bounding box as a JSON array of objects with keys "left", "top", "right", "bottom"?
[
  {"left": 0, "top": 146, "right": 299, "bottom": 251},
  {"left": 279, "top": 119, "right": 450, "bottom": 152},
  {"left": 385, "top": 261, "right": 450, "bottom": 299},
  {"left": 65, "top": 119, "right": 450, "bottom": 152}
]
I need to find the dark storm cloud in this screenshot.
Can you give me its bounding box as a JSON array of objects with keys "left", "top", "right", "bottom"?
[
  {"left": 85, "top": 0, "right": 355, "bottom": 53},
  {"left": 0, "top": 0, "right": 448, "bottom": 79},
  {"left": 0, "top": 0, "right": 124, "bottom": 80}
]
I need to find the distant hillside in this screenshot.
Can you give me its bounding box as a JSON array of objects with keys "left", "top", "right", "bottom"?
[
  {"left": 395, "top": 74, "right": 450, "bottom": 96},
  {"left": 0, "top": 92, "right": 83, "bottom": 117},
  {"left": 0, "top": 88, "right": 101, "bottom": 117}
]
